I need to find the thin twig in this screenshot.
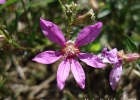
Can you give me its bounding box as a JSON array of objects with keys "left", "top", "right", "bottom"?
[
  {"left": 28, "top": 74, "right": 55, "bottom": 99},
  {"left": 65, "top": 90, "right": 77, "bottom": 100},
  {"left": 11, "top": 55, "right": 26, "bottom": 80},
  {"left": 127, "top": 63, "right": 135, "bottom": 78}
]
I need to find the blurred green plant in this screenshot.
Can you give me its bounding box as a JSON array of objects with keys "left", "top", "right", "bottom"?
[
  {"left": 0, "top": 0, "right": 140, "bottom": 99},
  {"left": 124, "top": 34, "right": 138, "bottom": 52}
]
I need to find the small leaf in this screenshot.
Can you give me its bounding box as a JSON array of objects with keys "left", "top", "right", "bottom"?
[
  {"left": 0, "top": 78, "right": 7, "bottom": 88},
  {"left": 124, "top": 34, "right": 138, "bottom": 52},
  {"left": 67, "top": 0, "right": 72, "bottom": 4},
  {"left": 0, "top": 0, "right": 17, "bottom": 10},
  {"left": 97, "top": 10, "right": 111, "bottom": 18}
]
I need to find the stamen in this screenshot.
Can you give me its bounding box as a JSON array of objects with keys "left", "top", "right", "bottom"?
[{"left": 60, "top": 40, "right": 80, "bottom": 59}]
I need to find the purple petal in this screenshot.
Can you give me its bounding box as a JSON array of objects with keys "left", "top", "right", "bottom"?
[
  {"left": 75, "top": 22, "right": 102, "bottom": 46},
  {"left": 40, "top": 18, "right": 66, "bottom": 46},
  {"left": 78, "top": 53, "right": 106, "bottom": 68},
  {"left": 102, "top": 46, "right": 118, "bottom": 63},
  {"left": 109, "top": 61, "right": 122, "bottom": 90},
  {"left": 57, "top": 60, "right": 70, "bottom": 90},
  {"left": 32, "top": 51, "right": 62, "bottom": 64},
  {"left": 0, "top": 0, "right": 5, "bottom": 4},
  {"left": 71, "top": 59, "right": 85, "bottom": 89}
]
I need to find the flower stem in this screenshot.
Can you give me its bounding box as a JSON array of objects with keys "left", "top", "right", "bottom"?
[
  {"left": 11, "top": 40, "right": 34, "bottom": 52},
  {"left": 67, "top": 17, "right": 72, "bottom": 39},
  {"left": 11, "top": 41, "right": 25, "bottom": 50},
  {"left": 11, "top": 41, "right": 35, "bottom": 52}
]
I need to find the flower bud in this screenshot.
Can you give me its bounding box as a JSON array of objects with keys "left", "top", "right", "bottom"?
[
  {"left": 65, "top": 2, "right": 78, "bottom": 18},
  {"left": 117, "top": 50, "right": 140, "bottom": 62},
  {"left": 73, "top": 9, "right": 95, "bottom": 25},
  {"left": 124, "top": 53, "right": 140, "bottom": 62}
]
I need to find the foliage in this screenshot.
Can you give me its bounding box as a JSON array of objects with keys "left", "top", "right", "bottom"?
[{"left": 0, "top": 0, "right": 140, "bottom": 99}]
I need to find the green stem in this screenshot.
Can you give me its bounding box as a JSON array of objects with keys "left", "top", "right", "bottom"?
[
  {"left": 11, "top": 41, "right": 35, "bottom": 52},
  {"left": 12, "top": 42, "right": 26, "bottom": 50},
  {"left": 58, "top": 0, "right": 65, "bottom": 12},
  {"left": 0, "top": 25, "right": 11, "bottom": 41},
  {"left": 67, "top": 17, "right": 72, "bottom": 39}
]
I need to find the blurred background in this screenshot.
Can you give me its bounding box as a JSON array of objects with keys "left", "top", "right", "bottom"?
[{"left": 0, "top": 0, "right": 140, "bottom": 99}]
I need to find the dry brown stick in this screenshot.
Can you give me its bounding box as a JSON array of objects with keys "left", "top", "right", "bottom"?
[
  {"left": 28, "top": 74, "right": 55, "bottom": 99},
  {"left": 11, "top": 55, "right": 26, "bottom": 80}
]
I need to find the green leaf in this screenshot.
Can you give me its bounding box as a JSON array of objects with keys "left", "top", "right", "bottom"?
[
  {"left": 67, "top": 0, "right": 77, "bottom": 4},
  {"left": 73, "top": 0, "right": 77, "bottom": 3},
  {"left": 0, "top": 78, "right": 7, "bottom": 88},
  {"left": 30, "top": 0, "right": 55, "bottom": 8},
  {"left": 0, "top": 0, "right": 17, "bottom": 10},
  {"left": 67, "top": 0, "right": 72, "bottom": 4},
  {"left": 88, "top": 42, "right": 101, "bottom": 53},
  {"left": 97, "top": 10, "right": 111, "bottom": 18},
  {"left": 124, "top": 34, "right": 138, "bottom": 52}
]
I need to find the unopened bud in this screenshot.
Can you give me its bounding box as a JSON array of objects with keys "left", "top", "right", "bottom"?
[
  {"left": 73, "top": 9, "right": 95, "bottom": 25},
  {"left": 65, "top": 2, "right": 78, "bottom": 18},
  {"left": 88, "top": 9, "right": 95, "bottom": 20},
  {"left": 117, "top": 50, "right": 140, "bottom": 62},
  {"left": 65, "top": 4, "right": 72, "bottom": 14},
  {"left": 124, "top": 53, "right": 140, "bottom": 62}
]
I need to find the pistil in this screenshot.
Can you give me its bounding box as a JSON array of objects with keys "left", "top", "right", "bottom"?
[{"left": 60, "top": 40, "right": 80, "bottom": 59}]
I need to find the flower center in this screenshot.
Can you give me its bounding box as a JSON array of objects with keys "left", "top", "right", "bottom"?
[{"left": 60, "top": 40, "right": 80, "bottom": 59}]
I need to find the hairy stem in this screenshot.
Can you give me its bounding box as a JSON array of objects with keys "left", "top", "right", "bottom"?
[{"left": 67, "top": 17, "right": 72, "bottom": 39}]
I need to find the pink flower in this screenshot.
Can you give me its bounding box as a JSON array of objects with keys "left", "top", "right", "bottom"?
[
  {"left": 101, "top": 46, "right": 122, "bottom": 90},
  {"left": 32, "top": 18, "right": 105, "bottom": 90},
  {"left": 0, "top": 0, "right": 6, "bottom": 4}
]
